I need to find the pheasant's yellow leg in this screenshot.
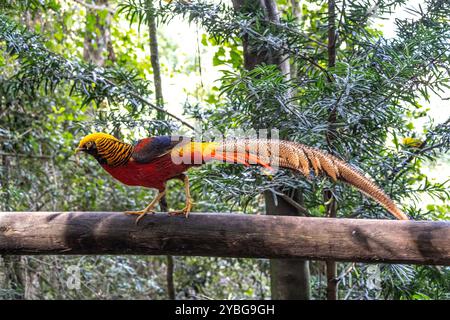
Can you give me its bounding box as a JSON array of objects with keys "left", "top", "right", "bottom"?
[
  {"left": 125, "top": 190, "right": 166, "bottom": 224},
  {"left": 169, "top": 175, "right": 193, "bottom": 218}
]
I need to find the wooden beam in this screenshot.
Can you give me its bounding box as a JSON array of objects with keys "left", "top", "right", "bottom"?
[{"left": 0, "top": 212, "right": 449, "bottom": 265}]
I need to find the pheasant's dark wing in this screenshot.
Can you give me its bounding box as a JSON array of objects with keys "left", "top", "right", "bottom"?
[{"left": 132, "top": 136, "right": 191, "bottom": 163}]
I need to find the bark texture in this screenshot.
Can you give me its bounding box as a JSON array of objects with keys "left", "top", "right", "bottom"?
[{"left": 0, "top": 212, "right": 448, "bottom": 266}]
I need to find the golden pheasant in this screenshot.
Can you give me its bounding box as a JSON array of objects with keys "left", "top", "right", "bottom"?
[{"left": 76, "top": 132, "right": 409, "bottom": 222}]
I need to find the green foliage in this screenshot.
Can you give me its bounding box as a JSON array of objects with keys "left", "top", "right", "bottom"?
[
  {"left": 0, "top": 13, "right": 177, "bottom": 131},
  {"left": 0, "top": 0, "right": 449, "bottom": 300}
]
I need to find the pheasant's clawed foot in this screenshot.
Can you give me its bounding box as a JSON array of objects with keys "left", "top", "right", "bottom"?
[
  {"left": 125, "top": 191, "right": 166, "bottom": 225},
  {"left": 168, "top": 200, "right": 193, "bottom": 218},
  {"left": 124, "top": 209, "right": 155, "bottom": 225},
  {"left": 168, "top": 208, "right": 189, "bottom": 218}
]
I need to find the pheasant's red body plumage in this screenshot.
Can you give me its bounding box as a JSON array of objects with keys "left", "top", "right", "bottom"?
[{"left": 101, "top": 154, "right": 191, "bottom": 192}]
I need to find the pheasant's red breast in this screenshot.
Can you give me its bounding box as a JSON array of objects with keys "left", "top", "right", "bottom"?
[{"left": 101, "top": 153, "right": 191, "bottom": 191}]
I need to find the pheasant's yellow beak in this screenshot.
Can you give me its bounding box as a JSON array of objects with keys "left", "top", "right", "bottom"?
[{"left": 74, "top": 146, "right": 85, "bottom": 165}]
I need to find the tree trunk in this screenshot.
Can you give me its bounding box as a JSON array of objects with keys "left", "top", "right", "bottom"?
[
  {"left": 1, "top": 152, "right": 25, "bottom": 299},
  {"left": 146, "top": 0, "right": 164, "bottom": 114},
  {"left": 159, "top": 195, "right": 176, "bottom": 299},
  {"left": 289, "top": 0, "right": 301, "bottom": 80},
  {"left": 325, "top": 0, "right": 338, "bottom": 300},
  {"left": 23, "top": 256, "right": 40, "bottom": 300},
  {"left": 166, "top": 254, "right": 175, "bottom": 299},
  {"left": 83, "top": 0, "right": 115, "bottom": 66},
  {"left": 265, "top": 191, "right": 311, "bottom": 300},
  {"left": 1, "top": 255, "right": 25, "bottom": 299},
  {"left": 146, "top": 1, "right": 174, "bottom": 299},
  {"left": 231, "top": 0, "right": 290, "bottom": 76},
  {"left": 232, "top": 0, "right": 309, "bottom": 300}
]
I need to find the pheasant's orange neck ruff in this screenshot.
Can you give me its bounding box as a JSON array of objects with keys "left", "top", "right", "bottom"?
[{"left": 95, "top": 138, "right": 134, "bottom": 167}]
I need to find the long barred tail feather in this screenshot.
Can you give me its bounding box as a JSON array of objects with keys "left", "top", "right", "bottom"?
[{"left": 211, "top": 139, "right": 409, "bottom": 220}]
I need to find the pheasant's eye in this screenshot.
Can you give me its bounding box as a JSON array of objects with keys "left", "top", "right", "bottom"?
[{"left": 85, "top": 141, "right": 94, "bottom": 149}]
